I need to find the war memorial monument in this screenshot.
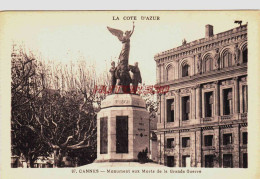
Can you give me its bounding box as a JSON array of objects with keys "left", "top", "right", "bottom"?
[{"left": 95, "top": 23, "right": 150, "bottom": 163}]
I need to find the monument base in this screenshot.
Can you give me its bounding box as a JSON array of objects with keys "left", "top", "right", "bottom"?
[
  {"left": 80, "top": 161, "right": 166, "bottom": 168},
  {"left": 96, "top": 94, "right": 149, "bottom": 162},
  {"left": 94, "top": 159, "right": 138, "bottom": 163}
]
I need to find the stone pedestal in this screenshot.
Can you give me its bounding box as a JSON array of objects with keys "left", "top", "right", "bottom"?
[{"left": 96, "top": 94, "right": 149, "bottom": 162}]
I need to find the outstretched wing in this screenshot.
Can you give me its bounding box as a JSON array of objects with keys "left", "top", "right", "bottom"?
[{"left": 107, "top": 26, "right": 124, "bottom": 41}]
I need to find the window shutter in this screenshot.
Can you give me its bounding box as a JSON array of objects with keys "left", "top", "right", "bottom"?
[
  {"left": 227, "top": 91, "right": 232, "bottom": 100},
  {"left": 171, "top": 102, "right": 174, "bottom": 111},
  {"left": 186, "top": 99, "right": 190, "bottom": 113},
  {"left": 209, "top": 95, "right": 213, "bottom": 104}
]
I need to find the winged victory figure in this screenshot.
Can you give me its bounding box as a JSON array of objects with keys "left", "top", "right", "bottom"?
[
  {"left": 107, "top": 23, "right": 135, "bottom": 94},
  {"left": 107, "top": 22, "right": 135, "bottom": 65}
]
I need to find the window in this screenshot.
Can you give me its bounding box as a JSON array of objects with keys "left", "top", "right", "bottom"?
[
  {"left": 205, "top": 92, "right": 213, "bottom": 117},
  {"left": 100, "top": 117, "right": 108, "bottom": 154},
  {"left": 242, "top": 48, "right": 248, "bottom": 63},
  {"left": 204, "top": 56, "right": 213, "bottom": 72},
  {"left": 167, "top": 99, "right": 174, "bottom": 122},
  {"left": 116, "top": 116, "right": 128, "bottom": 153},
  {"left": 223, "top": 51, "right": 232, "bottom": 68},
  {"left": 223, "top": 88, "right": 233, "bottom": 115},
  {"left": 167, "top": 156, "right": 175, "bottom": 167},
  {"left": 243, "top": 153, "right": 248, "bottom": 168},
  {"left": 167, "top": 138, "right": 175, "bottom": 148},
  {"left": 242, "top": 85, "right": 248, "bottom": 113},
  {"left": 243, "top": 132, "right": 248, "bottom": 145},
  {"left": 167, "top": 65, "right": 174, "bottom": 81},
  {"left": 204, "top": 135, "right": 213, "bottom": 146},
  {"left": 223, "top": 154, "right": 233, "bottom": 168},
  {"left": 182, "top": 137, "right": 190, "bottom": 148},
  {"left": 182, "top": 64, "right": 190, "bottom": 77},
  {"left": 182, "top": 96, "right": 190, "bottom": 121},
  {"left": 223, "top": 133, "right": 232, "bottom": 145},
  {"left": 205, "top": 155, "right": 214, "bottom": 168}
]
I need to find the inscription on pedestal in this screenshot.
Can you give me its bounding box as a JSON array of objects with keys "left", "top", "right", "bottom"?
[{"left": 136, "top": 118, "right": 147, "bottom": 137}]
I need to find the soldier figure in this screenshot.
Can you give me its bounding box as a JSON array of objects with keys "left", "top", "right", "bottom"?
[
  {"left": 109, "top": 61, "right": 116, "bottom": 93},
  {"left": 129, "top": 62, "right": 142, "bottom": 94}
]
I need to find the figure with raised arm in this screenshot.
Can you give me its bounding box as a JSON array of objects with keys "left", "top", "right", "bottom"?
[{"left": 107, "top": 22, "right": 135, "bottom": 93}]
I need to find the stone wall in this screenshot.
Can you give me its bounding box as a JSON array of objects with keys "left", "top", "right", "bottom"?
[{"left": 153, "top": 24, "right": 248, "bottom": 168}]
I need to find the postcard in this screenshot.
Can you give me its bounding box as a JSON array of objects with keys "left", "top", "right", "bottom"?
[{"left": 0, "top": 11, "right": 259, "bottom": 179}]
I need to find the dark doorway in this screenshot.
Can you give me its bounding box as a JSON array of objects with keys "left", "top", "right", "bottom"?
[
  {"left": 243, "top": 153, "right": 248, "bottom": 168},
  {"left": 205, "top": 155, "right": 214, "bottom": 168},
  {"left": 223, "top": 154, "right": 233, "bottom": 168},
  {"left": 167, "top": 156, "right": 174, "bottom": 167}
]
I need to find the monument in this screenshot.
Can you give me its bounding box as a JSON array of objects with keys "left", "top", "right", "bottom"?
[{"left": 95, "top": 23, "right": 150, "bottom": 162}]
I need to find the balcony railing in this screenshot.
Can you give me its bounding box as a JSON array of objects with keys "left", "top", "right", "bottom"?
[
  {"left": 203, "top": 117, "right": 213, "bottom": 122},
  {"left": 202, "top": 146, "right": 215, "bottom": 150},
  {"left": 221, "top": 115, "right": 232, "bottom": 120}
]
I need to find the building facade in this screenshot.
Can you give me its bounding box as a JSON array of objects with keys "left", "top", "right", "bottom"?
[{"left": 154, "top": 24, "right": 248, "bottom": 168}]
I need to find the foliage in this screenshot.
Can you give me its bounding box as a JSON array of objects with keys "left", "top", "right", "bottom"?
[
  {"left": 11, "top": 47, "right": 52, "bottom": 167},
  {"left": 139, "top": 84, "right": 159, "bottom": 115},
  {"left": 11, "top": 45, "right": 109, "bottom": 167},
  {"left": 137, "top": 148, "right": 149, "bottom": 164}
]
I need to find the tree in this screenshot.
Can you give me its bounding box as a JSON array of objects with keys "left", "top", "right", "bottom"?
[
  {"left": 33, "top": 60, "right": 108, "bottom": 167},
  {"left": 11, "top": 45, "right": 109, "bottom": 167},
  {"left": 11, "top": 46, "right": 52, "bottom": 167},
  {"left": 139, "top": 84, "right": 159, "bottom": 159},
  {"left": 139, "top": 84, "right": 159, "bottom": 121}
]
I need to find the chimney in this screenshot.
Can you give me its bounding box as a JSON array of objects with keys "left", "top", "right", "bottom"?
[{"left": 205, "top": 24, "right": 214, "bottom": 38}]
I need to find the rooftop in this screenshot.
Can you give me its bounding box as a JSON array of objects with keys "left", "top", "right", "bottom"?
[{"left": 154, "top": 24, "right": 247, "bottom": 59}]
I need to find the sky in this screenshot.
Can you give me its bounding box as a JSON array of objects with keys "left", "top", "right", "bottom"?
[{"left": 0, "top": 11, "right": 253, "bottom": 85}]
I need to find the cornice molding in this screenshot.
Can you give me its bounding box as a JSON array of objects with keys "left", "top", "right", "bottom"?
[
  {"left": 155, "top": 120, "right": 247, "bottom": 133},
  {"left": 156, "top": 64, "right": 247, "bottom": 89},
  {"left": 155, "top": 26, "right": 247, "bottom": 63}
]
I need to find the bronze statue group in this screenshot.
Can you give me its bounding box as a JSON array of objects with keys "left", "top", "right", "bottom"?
[{"left": 107, "top": 22, "right": 142, "bottom": 94}]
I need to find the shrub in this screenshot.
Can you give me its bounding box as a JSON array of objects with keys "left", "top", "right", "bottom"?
[{"left": 137, "top": 148, "right": 149, "bottom": 163}]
